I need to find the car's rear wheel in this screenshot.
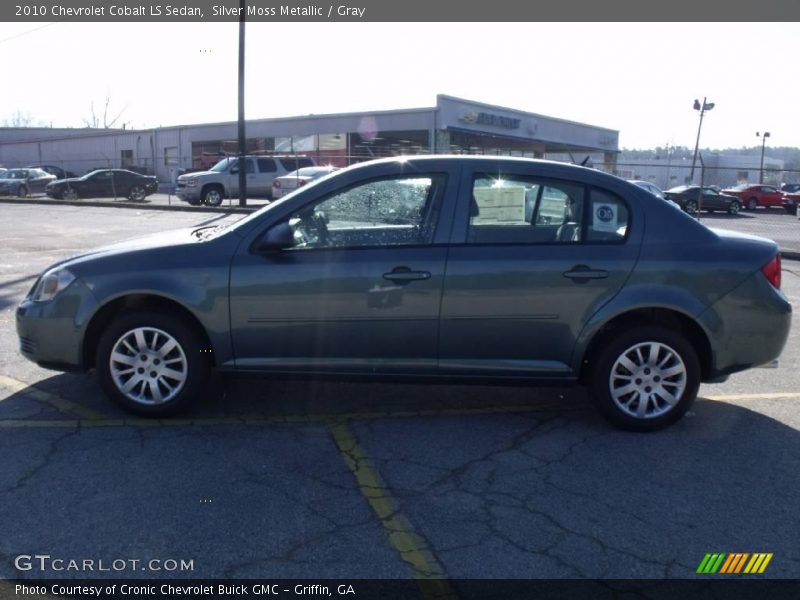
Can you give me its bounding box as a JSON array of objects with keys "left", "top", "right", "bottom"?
[
  {"left": 747, "top": 198, "right": 758, "bottom": 210},
  {"left": 62, "top": 187, "right": 78, "bottom": 200},
  {"left": 684, "top": 200, "right": 698, "bottom": 214},
  {"left": 203, "top": 186, "right": 224, "bottom": 206},
  {"left": 728, "top": 201, "right": 740, "bottom": 215},
  {"left": 95, "top": 310, "right": 210, "bottom": 416},
  {"left": 128, "top": 185, "right": 146, "bottom": 201},
  {"left": 590, "top": 325, "right": 700, "bottom": 431}
]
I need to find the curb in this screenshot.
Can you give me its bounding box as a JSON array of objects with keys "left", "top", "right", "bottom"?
[{"left": 0, "top": 196, "right": 259, "bottom": 214}]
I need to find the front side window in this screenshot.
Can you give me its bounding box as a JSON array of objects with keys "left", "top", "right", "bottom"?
[
  {"left": 286, "top": 174, "right": 445, "bottom": 250},
  {"left": 467, "top": 174, "right": 584, "bottom": 244}
]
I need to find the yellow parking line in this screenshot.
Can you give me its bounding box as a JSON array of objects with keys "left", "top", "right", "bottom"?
[
  {"left": 327, "top": 419, "right": 457, "bottom": 599},
  {"left": 0, "top": 375, "right": 105, "bottom": 420}
]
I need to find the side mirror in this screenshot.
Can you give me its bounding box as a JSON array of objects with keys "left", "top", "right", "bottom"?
[
  {"left": 254, "top": 222, "right": 294, "bottom": 252},
  {"left": 230, "top": 166, "right": 239, "bottom": 174}
]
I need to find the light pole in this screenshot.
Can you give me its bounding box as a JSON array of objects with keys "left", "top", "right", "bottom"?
[
  {"left": 690, "top": 97, "right": 714, "bottom": 182},
  {"left": 757, "top": 131, "right": 771, "bottom": 184}
]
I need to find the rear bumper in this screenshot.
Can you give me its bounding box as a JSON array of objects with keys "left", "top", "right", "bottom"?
[{"left": 698, "top": 272, "right": 791, "bottom": 379}]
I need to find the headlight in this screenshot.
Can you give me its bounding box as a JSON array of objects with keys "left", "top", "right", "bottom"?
[
  {"left": 186, "top": 177, "right": 198, "bottom": 187},
  {"left": 31, "top": 268, "right": 76, "bottom": 302}
]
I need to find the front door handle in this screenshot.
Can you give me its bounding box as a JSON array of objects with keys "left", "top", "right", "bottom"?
[
  {"left": 563, "top": 265, "right": 609, "bottom": 280},
  {"left": 383, "top": 267, "right": 431, "bottom": 282}
]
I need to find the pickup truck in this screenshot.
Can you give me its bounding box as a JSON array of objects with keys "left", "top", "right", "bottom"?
[{"left": 175, "top": 155, "right": 315, "bottom": 205}]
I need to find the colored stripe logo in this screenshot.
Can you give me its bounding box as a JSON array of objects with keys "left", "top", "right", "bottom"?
[{"left": 697, "top": 553, "right": 773, "bottom": 574}]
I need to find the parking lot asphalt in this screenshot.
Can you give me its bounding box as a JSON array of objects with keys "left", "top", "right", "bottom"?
[
  {"left": 2, "top": 192, "right": 798, "bottom": 257},
  {"left": 1, "top": 204, "right": 799, "bottom": 583}
]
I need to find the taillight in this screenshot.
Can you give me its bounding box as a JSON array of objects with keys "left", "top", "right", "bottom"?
[
  {"left": 272, "top": 180, "right": 280, "bottom": 188},
  {"left": 297, "top": 180, "right": 307, "bottom": 187},
  {"left": 761, "top": 254, "right": 781, "bottom": 289}
]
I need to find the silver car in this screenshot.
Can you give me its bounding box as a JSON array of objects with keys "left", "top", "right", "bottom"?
[
  {"left": 0, "top": 168, "right": 56, "bottom": 197},
  {"left": 271, "top": 166, "right": 340, "bottom": 199}
]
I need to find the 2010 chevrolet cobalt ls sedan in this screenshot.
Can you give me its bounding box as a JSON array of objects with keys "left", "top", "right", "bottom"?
[{"left": 16, "top": 157, "right": 791, "bottom": 431}]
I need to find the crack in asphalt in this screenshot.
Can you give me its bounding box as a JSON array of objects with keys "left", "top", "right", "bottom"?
[{"left": 5, "top": 426, "right": 81, "bottom": 494}]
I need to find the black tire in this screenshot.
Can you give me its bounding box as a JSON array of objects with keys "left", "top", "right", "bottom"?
[
  {"left": 784, "top": 205, "right": 797, "bottom": 215},
  {"left": 684, "top": 200, "right": 698, "bottom": 214},
  {"left": 747, "top": 198, "right": 758, "bottom": 210},
  {"left": 589, "top": 325, "right": 700, "bottom": 432},
  {"left": 728, "top": 201, "right": 740, "bottom": 215},
  {"left": 203, "top": 185, "right": 224, "bottom": 206},
  {"left": 62, "top": 187, "right": 79, "bottom": 200},
  {"left": 17, "top": 185, "right": 28, "bottom": 198},
  {"left": 128, "top": 185, "right": 146, "bottom": 201},
  {"left": 95, "top": 310, "right": 211, "bottom": 416}
]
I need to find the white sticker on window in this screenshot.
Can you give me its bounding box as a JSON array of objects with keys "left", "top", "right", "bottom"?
[{"left": 593, "top": 202, "right": 618, "bottom": 232}]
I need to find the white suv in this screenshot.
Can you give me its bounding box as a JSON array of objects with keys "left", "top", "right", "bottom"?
[{"left": 176, "top": 155, "right": 315, "bottom": 205}]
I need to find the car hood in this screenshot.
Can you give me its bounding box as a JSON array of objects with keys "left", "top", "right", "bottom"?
[
  {"left": 180, "top": 170, "right": 216, "bottom": 179},
  {"left": 52, "top": 228, "right": 201, "bottom": 271}
]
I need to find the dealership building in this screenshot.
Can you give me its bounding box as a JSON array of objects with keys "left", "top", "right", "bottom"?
[{"left": 0, "top": 95, "right": 620, "bottom": 182}]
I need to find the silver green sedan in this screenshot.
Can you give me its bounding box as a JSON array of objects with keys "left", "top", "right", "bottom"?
[{"left": 16, "top": 156, "right": 791, "bottom": 431}]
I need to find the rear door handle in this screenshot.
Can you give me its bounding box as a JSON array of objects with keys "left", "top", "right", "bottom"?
[
  {"left": 563, "top": 265, "right": 609, "bottom": 280},
  {"left": 383, "top": 267, "right": 431, "bottom": 282}
]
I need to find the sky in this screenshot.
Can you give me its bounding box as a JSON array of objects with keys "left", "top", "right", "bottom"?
[{"left": 1, "top": 21, "right": 797, "bottom": 150}]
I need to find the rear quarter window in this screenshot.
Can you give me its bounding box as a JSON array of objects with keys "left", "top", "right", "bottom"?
[{"left": 586, "top": 189, "right": 629, "bottom": 243}]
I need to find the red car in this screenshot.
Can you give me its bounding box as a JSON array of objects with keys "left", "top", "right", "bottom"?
[{"left": 721, "top": 184, "right": 784, "bottom": 210}]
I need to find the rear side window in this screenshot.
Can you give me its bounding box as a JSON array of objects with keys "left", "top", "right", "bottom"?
[
  {"left": 586, "top": 189, "right": 629, "bottom": 242},
  {"left": 256, "top": 158, "right": 277, "bottom": 173},
  {"left": 467, "top": 174, "right": 584, "bottom": 244}
]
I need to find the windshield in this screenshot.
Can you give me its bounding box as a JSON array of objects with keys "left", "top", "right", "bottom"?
[{"left": 210, "top": 157, "right": 235, "bottom": 172}]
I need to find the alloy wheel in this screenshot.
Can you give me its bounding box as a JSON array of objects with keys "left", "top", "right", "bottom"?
[
  {"left": 108, "top": 327, "right": 188, "bottom": 406},
  {"left": 608, "top": 341, "right": 687, "bottom": 419}
]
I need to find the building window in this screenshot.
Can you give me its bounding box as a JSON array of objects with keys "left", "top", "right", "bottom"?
[{"left": 164, "top": 146, "right": 179, "bottom": 166}]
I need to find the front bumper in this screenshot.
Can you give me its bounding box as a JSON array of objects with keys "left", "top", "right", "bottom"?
[
  {"left": 175, "top": 186, "right": 201, "bottom": 202},
  {"left": 16, "top": 278, "right": 99, "bottom": 372}
]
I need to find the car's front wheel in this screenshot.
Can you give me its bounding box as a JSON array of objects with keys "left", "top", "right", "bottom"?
[
  {"left": 684, "top": 200, "right": 698, "bottom": 214},
  {"left": 95, "top": 310, "right": 211, "bottom": 416},
  {"left": 62, "top": 187, "right": 78, "bottom": 200},
  {"left": 203, "top": 186, "right": 224, "bottom": 206},
  {"left": 747, "top": 198, "right": 758, "bottom": 210},
  {"left": 590, "top": 325, "right": 700, "bottom": 431},
  {"left": 17, "top": 185, "right": 28, "bottom": 198},
  {"left": 128, "top": 185, "right": 147, "bottom": 201},
  {"left": 728, "top": 201, "right": 740, "bottom": 215}
]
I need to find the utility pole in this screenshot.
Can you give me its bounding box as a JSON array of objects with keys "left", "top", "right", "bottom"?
[
  {"left": 757, "top": 131, "right": 771, "bottom": 184},
  {"left": 237, "top": 0, "right": 247, "bottom": 206}
]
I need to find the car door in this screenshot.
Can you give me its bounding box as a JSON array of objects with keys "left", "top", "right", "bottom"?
[
  {"left": 438, "top": 166, "right": 641, "bottom": 378},
  {"left": 228, "top": 164, "right": 459, "bottom": 373},
  {"left": 228, "top": 158, "right": 256, "bottom": 196},
  {"left": 82, "top": 171, "right": 115, "bottom": 197},
  {"left": 760, "top": 186, "right": 782, "bottom": 207}
]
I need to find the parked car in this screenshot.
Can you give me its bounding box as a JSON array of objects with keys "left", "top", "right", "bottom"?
[
  {"left": 780, "top": 183, "right": 800, "bottom": 193},
  {"left": 781, "top": 192, "right": 800, "bottom": 216},
  {"left": 628, "top": 180, "right": 680, "bottom": 209},
  {"left": 26, "top": 164, "right": 77, "bottom": 179},
  {"left": 45, "top": 169, "right": 158, "bottom": 201},
  {"left": 721, "top": 184, "right": 784, "bottom": 210},
  {"left": 272, "top": 166, "right": 340, "bottom": 199},
  {"left": 16, "top": 156, "right": 790, "bottom": 431},
  {"left": 664, "top": 185, "right": 741, "bottom": 215},
  {"left": 175, "top": 155, "right": 316, "bottom": 205},
  {"left": 0, "top": 168, "right": 56, "bottom": 197}
]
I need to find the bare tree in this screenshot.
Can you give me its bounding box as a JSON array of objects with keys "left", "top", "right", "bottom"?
[
  {"left": 2, "top": 110, "right": 35, "bottom": 127},
  {"left": 83, "top": 96, "right": 131, "bottom": 129}
]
